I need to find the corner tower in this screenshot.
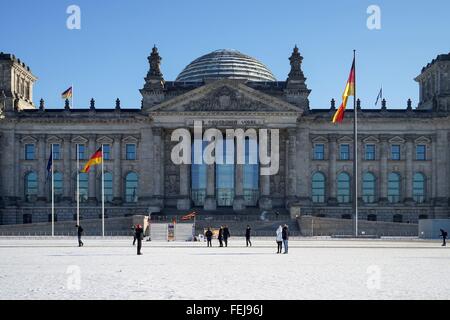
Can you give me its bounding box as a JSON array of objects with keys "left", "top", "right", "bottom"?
[
  {"left": 415, "top": 52, "right": 450, "bottom": 111},
  {"left": 0, "top": 52, "right": 37, "bottom": 111}
]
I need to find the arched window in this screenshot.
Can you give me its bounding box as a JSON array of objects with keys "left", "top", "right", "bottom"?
[
  {"left": 362, "top": 172, "right": 376, "bottom": 203},
  {"left": 125, "top": 172, "right": 138, "bottom": 203},
  {"left": 337, "top": 172, "right": 351, "bottom": 203},
  {"left": 103, "top": 172, "right": 113, "bottom": 203},
  {"left": 388, "top": 173, "right": 401, "bottom": 203},
  {"left": 311, "top": 172, "right": 326, "bottom": 203},
  {"left": 24, "top": 172, "right": 38, "bottom": 201},
  {"left": 412, "top": 173, "right": 425, "bottom": 203},
  {"left": 78, "top": 173, "right": 89, "bottom": 203}
]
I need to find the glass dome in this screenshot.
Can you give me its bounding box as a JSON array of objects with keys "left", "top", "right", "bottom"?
[{"left": 176, "top": 49, "right": 276, "bottom": 82}]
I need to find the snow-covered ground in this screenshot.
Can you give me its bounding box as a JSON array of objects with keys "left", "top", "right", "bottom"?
[{"left": 0, "top": 237, "right": 449, "bottom": 300}]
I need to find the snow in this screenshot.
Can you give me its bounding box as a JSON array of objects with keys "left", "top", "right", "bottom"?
[{"left": 0, "top": 237, "right": 449, "bottom": 300}]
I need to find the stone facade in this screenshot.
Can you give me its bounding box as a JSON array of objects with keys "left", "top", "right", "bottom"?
[{"left": 1, "top": 47, "right": 450, "bottom": 225}]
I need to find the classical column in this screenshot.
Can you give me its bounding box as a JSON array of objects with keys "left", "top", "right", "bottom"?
[
  {"left": 379, "top": 135, "right": 389, "bottom": 203},
  {"left": 286, "top": 128, "right": 298, "bottom": 202},
  {"left": 152, "top": 127, "right": 164, "bottom": 207},
  {"left": 177, "top": 163, "right": 192, "bottom": 210},
  {"left": 328, "top": 134, "right": 337, "bottom": 204},
  {"left": 259, "top": 129, "right": 272, "bottom": 210},
  {"left": 405, "top": 135, "right": 414, "bottom": 203},
  {"left": 37, "top": 135, "right": 47, "bottom": 201},
  {"left": 138, "top": 129, "right": 153, "bottom": 204},
  {"left": 62, "top": 135, "right": 72, "bottom": 201},
  {"left": 14, "top": 134, "right": 20, "bottom": 203},
  {"left": 88, "top": 135, "right": 97, "bottom": 203},
  {"left": 112, "top": 134, "right": 123, "bottom": 204},
  {"left": 204, "top": 162, "right": 216, "bottom": 210},
  {"left": 233, "top": 162, "right": 245, "bottom": 211},
  {"left": 2, "top": 131, "right": 17, "bottom": 204},
  {"left": 435, "top": 131, "right": 448, "bottom": 206},
  {"left": 296, "top": 127, "right": 310, "bottom": 204}
]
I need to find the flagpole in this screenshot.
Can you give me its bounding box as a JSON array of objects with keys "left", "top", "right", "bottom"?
[
  {"left": 71, "top": 83, "right": 74, "bottom": 109},
  {"left": 101, "top": 144, "right": 105, "bottom": 237},
  {"left": 51, "top": 144, "right": 54, "bottom": 237},
  {"left": 353, "top": 50, "right": 358, "bottom": 237},
  {"left": 77, "top": 143, "right": 80, "bottom": 226}
]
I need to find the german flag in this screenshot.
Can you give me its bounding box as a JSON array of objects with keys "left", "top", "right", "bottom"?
[
  {"left": 332, "top": 58, "right": 355, "bottom": 123},
  {"left": 61, "top": 86, "right": 73, "bottom": 99},
  {"left": 81, "top": 147, "right": 103, "bottom": 173},
  {"left": 181, "top": 211, "right": 196, "bottom": 221}
]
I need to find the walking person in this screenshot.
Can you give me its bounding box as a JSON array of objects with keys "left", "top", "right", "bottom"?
[
  {"left": 75, "top": 224, "right": 84, "bottom": 247},
  {"left": 205, "top": 228, "right": 213, "bottom": 247},
  {"left": 223, "top": 225, "right": 230, "bottom": 247},
  {"left": 135, "top": 224, "right": 144, "bottom": 255},
  {"left": 218, "top": 226, "right": 224, "bottom": 247},
  {"left": 245, "top": 225, "right": 252, "bottom": 247},
  {"left": 440, "top": 229, "right": 448, "bottom": 246},
  {"left": 276, "top": 225, "right": 283, "bottom": 253},
  {"left": 282, "top": 224, "right": 289, "bottom": 254}
]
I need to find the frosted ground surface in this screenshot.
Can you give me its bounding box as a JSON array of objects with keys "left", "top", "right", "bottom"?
[{"left": 0, "top": 237, "right": 449, "bottom": 300}]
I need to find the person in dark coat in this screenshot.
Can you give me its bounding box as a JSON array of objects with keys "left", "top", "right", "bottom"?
[
  {"left": 282, "top": 224, "right": 289, "bottom": 254},
  {"left": 223, "top": 225, "right": 230, "bottom": 247},
  {"left": 205, "top": 228, "right": 213, "bottom": 247},
  {"left": 218, "top": 226, "right": 224, "bottom": 247},
  {"left": 132, "top": 225, "right": 137, "bottom": 245},
  {"left": 440, "top": 229, "right": 448, "bottom": 246},
  {"left": 245, "top": 225, "right": 252, "bottom": 247},
  {"left": 135, "top": 224, "right": 144, "bottom": 255},
  {"left": 75, "top": 225, "right": 84, "bottom": 247}
]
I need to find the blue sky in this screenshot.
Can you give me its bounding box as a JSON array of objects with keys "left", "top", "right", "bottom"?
[{"left": 1, "top": 0, "right": 449, "bottom": 109}]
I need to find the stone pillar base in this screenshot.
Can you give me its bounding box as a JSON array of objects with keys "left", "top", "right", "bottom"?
[
  {"left": 177, "top": 197, "right": 192, "bottom": 210},
  {"left": 204, "top": 196, "right": 216, "bottom": 210},
  {"left": 233, "top": 196, "right": 246, "bottom": 211},
  {"left": 259, "top": 196, "right": 272, "bottom": 210}
]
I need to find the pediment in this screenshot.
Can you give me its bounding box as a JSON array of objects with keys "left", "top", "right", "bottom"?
[
  {"left": 122, "top": 135, "right": 139, "bottom": 143},
  {"left": 148, "top": 79, "right": 302, "bottom": 113},
  {"left": 311, "top": 136, "right": 328, "bottom": 143},
  {"left": 72, "top": 135, "right": 88, "bottom": 143},
  {"left": 362, "top": 135, "right": 379, "bottom": 143},
  {"left": 389, "top": 136, "right": 405, "bottom": 144},
  {"left": 97, "top": 136, "right": 114, "bottom": 144},
  {"left": 47, "top": 135, "right": 62, "bottom": 143},
  {"left": 21, "top": 135, "right": 37, "bottom": 143},
  {"left": 338, "top": 136, "right": 353, "bottom": 143},
  {"left": 415, "top": 136, "right": 431, "bottom": 144}
]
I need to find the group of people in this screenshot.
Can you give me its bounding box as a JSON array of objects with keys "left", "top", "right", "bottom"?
[
  {"left": 204, "top": 224, "right": 290, "bottom": 254},
  {"left": 205, "top": 225, "right": 231, "bottom": 247},
  {"left": 276, "top": 225, "right": 289, "bottom": 254}
]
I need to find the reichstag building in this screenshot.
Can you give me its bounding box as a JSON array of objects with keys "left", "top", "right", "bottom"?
[{"left": 0, "top": 46, "right": 449, "bottom": 224}]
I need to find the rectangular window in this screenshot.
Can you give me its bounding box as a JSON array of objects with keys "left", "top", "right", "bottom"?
[
  {"left": 52, "top": 144, "right": 61, "bottom": 160},
  {"left": 77, "top": 144, "right": 85, "bottom": 160},
  {"left": 340, "top": 144, "right": 350, "bottom": 160},
  {"left": 126, "top": 144, "right": 136, "bottom": 160},
  {"left": 391, "top": 145, "right": 400, "bottom": 160},
  {"left": 103, "top": 144, "right": 111, "bottom": 160},
  {"left": 365, "top": 144, "right": 375, "bottom": 160},
  {"left": 25, "top": 144, "right": 35, "bottom": 160},
  {"left": 416, "top": 145, "right": 426, "bottom": 160},
  {"left": 314, "top": 144, "right": 325, "bottom": 160}
]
